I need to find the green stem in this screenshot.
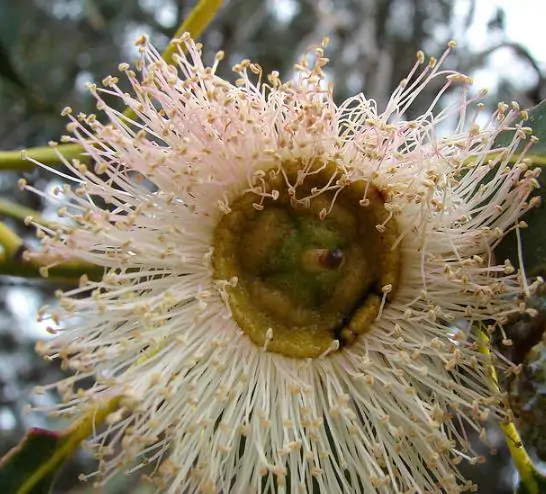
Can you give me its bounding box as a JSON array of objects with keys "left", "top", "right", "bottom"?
[
  {"left": 477, "top": 328, "right": 541, "bottom": 494},
  {"left": 163, "top": 0, "right": 224, "bottom": 65},
  {"left": 0, "top": 255, "right": 103, "bottom": 283},
  {"left": 0, "top": 198, "right": 52, "bottom": 227},
  {"left": 0, "top": 221, "right": 23, "bottom": 260},
  {"left": 0, "top": 143, "right": 86, "bottom": 172}
]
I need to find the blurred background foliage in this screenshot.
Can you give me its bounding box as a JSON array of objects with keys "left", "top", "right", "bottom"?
[{"left": 0, "top": 0, "right": 545, "bottom": 492}]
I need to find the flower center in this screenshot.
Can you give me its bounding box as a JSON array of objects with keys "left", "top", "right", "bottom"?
[{"left": 212, "top": 162, "right": 401, "bottom": 358}]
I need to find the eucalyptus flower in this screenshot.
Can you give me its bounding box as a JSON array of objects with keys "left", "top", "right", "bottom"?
[{"left": 26, "top": 34, "right": 540, "bottom": 493}]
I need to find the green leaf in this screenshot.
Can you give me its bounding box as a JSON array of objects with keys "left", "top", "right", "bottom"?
[
  {"left": 0, "top": 397, "right": 120, "bottom": 494},
  {"left": 494, "top": 99, "right": 546, "bottom": 277},
  {"left": 0, "top": 428, "right": 62, "bottom": 494}
]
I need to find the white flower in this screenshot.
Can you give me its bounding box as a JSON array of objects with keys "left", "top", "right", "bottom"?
[{"left": 28, "top": 34, "right": 540, "bottom": 494}]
